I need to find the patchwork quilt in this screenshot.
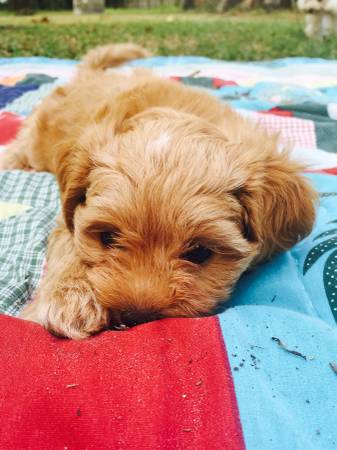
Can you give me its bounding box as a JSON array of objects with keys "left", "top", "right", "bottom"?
[{"left": 0, "top": 56, "right": 337, "bottom": 450}]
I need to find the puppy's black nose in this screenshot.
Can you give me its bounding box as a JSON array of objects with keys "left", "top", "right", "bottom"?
[{"left": 120, "top": 310, "right": 159, "bottom": 327}]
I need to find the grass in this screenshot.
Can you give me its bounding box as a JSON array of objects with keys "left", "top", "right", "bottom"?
[{"left": 0, "top": 8, "right": 337, "bottom": 61}]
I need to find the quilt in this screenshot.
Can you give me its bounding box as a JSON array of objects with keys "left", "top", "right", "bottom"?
[{"left": 0, "top": 55, "right": 337, "bottom": 450}]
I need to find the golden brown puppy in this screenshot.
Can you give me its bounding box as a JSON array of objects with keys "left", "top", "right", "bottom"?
[{"left": 1, "top": 43, "right": 317, "bottom": 339}]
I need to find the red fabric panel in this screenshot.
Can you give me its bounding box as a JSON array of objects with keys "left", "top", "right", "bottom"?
[
  {"left": 0, "top": 112, "right": 22, "bottom": 145},
  {"left": 0, "top": 314, "right": 245, "bottom": 450},
  {"left": 260, "top": 107, "right": 294, "bottom": 117},
  {"left": 307, "top": 167, "right": 337, "bottom": 176},
  {"left": 212, "top": 78, "right": 238, "bottom": 88},
  {"left": 169, "top": 76, "right": 182, "bottom": 82}
]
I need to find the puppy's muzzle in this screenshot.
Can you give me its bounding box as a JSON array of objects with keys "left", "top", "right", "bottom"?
[{"left": 113, "top": 309, "right": 162, "bottom": 329}]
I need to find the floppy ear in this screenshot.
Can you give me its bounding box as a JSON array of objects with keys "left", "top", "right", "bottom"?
[
  {"left": 55, "top": 145, "right": 92, "bottom": 232},
  {"left": 231, "top": 149, "right": 317, "bottom": 263},
  {"left": 54, "top": 88, "right": 150, "bottom": 232},
  {"left": 55, "top": 93, "right": 146, "bottom": 231}
]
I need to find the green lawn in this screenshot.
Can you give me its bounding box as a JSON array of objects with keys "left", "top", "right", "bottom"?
[{"left": 0, "top": 8, "right": 336, "bottom": 61}]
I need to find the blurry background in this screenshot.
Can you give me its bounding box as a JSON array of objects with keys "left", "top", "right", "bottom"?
[{"left": 0, "top": 0, "right": 336, "bottom": 60}]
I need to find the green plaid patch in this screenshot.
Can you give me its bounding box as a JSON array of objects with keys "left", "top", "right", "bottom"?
[{"left": 0, "top": 171, "right": 60, "bottom": 316}]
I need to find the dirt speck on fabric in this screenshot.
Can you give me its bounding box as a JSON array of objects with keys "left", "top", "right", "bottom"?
[
  {"left": 76, "top": 408, "right": 81, "bottom": 417},
  {"left": 250, "top": 354, "right": 260, "bottom": 369},
  {"left": 329, "top": 362, "right": 337, "bottom": 375},
  {"left": 249, "top": 344, "right": 264, "bottom": 350},
  {"left": 182, "top": 428, "right": 192, "bottom": 433}
]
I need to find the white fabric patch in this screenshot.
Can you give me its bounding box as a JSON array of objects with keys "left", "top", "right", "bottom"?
[
  {"left": 327, "top": 103, "right": 337, "bottom": 120},
  {"left": 291, "top": 146, "right": 337, "bottom": 170}
]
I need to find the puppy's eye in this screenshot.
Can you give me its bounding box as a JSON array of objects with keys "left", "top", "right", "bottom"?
[
  {"left": 100, "top": 230, "right": 119, "bottom": 248},
  {"left": 181, "top": 244, "right": 213, "bottom": 265}
]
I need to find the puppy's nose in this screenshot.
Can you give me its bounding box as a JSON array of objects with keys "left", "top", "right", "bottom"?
[{"left": 120, "top": 309, "right": 160, "bottom": 327}]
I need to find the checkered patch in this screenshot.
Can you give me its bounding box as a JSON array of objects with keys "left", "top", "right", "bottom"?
[
  {"left": 250, "top": 111, "right": 317, "bottom": 149},
  {"left": 0, "top": 56, "right": 336, "bottom": 316},
  {"left": 0, "top": 171, "right": 59, "bottom": 316}
]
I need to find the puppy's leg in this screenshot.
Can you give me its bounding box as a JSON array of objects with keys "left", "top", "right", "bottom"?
[
  {"left": 1, "top": 85, "right": 70, "bottom": 172},
  {"left": 0, "top": 111, "right": 49, "bottom": 171},
  {"left": 0, "top": 121, "right": 33, "bottom": 170},
  {"left": 21, "top": 220, "right": 109, "bottom": 339}
]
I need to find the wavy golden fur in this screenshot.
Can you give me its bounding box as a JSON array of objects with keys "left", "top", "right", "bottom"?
[{"left": 1, "top": 43, "right": 317, "bottom": 339}]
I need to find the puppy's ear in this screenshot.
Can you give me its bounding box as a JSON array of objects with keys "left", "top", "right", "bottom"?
[
  {"left": 56, "top": 148, "right": 92, "bottom": 231},
  {"left": 231, "top": 150, "right": 317, "bottom": 263}
]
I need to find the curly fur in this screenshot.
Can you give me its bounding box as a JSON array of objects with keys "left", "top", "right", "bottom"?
[{"left": 1, "top": 43, "right": 317, "bottom": 339}]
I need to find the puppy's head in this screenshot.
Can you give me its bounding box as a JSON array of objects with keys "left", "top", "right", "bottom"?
[{"left": 57, "top": 108, "right": 316, "bottom": 328}]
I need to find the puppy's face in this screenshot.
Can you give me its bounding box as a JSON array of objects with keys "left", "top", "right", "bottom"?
[
  {"left": 61, "top": 107, "right": 315, "bottom": 328},
  {"left": 69, "top": 111, "right": 258, "bottom": 327}
]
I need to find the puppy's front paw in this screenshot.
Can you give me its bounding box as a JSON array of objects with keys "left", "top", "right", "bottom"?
[
  {"left": 21, "top": 281, "right": 109, "bottom": 339},
  {"left": 0, "top": 151, "right": 29, "bottom": 171}
]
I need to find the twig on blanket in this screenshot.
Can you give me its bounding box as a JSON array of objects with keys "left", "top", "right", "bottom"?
[
  {"left": 320, "top": 193, "right": 337, "bottom": 198},
  {"left": 271, "top": 337, "right": 308, "bottom": 360},
  {"left": 66, "top": 383, "right": 79, "bottom": 389},
  {"left": 329, "top": 362, "right": 337, "bottom": 375}
]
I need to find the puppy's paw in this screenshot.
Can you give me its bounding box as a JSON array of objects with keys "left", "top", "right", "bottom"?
[
  {"left": 21, "top": 281, "right": 109, "bottom": 339},
  {"left": 0, "top": 151, "right": 29, "bottom": 171}
]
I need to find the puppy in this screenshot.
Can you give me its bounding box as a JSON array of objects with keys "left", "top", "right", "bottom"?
[
  {"left": 1, "top": 43, "right": 317, "bottom": 339},
  {"left": 298, "top": 0, "right": 337, "bottom": 39}
]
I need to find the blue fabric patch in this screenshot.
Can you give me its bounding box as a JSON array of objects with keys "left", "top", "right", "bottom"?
[
  {"left": 222, "top": 174, "right": 337, "bottom": 326},
  {"left": 219, "top": 306, "right": 337, "bottom": 450},
  {"left": 218, "top": 174, "right": 337, "bottom": 450},
  {"left": 0, "top": 57, "right": 78, "bottom": 66}
]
